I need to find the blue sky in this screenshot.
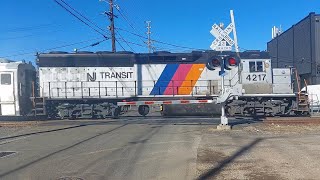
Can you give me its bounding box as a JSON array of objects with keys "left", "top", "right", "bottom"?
[{"left": 0, "top": 0, "right": 319, "bottom": 62}]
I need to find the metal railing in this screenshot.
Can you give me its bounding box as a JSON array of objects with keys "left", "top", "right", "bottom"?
[{"left": 41, "top": 80, "right": 220, "bottom": 99}]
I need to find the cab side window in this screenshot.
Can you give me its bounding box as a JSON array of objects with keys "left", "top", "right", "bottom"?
[
  {"left": 1, "top": 74, "right": 11, "bottom": 85},
  {"left": 249, "top": 61, "right": 264, "bottom": 72}
]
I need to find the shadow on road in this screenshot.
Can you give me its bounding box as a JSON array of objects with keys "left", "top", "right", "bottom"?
[
  {"left": 0, "top": 120, "right": 118, "bottom": 141},
  {"left": 0, "top": 124, "right": 128, "bottom": 178},
  {"left": 196, "top": 138, "right": 263, "bottom": 180},
  {"left": 1, "top": 116, "right": 262, "bottom": 141}
]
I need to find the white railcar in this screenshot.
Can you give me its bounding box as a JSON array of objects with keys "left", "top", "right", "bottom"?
[{"left": 0, "top": 59, "right": 35, "bottom": 116}]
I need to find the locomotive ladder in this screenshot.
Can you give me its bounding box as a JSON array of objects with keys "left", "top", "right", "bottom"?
[
  {"left": 31, "top": 81, "right": 46, "bottom": 116},
  {"left": 294, "top": 70, "right": 309, "bottom": 114},
  {"left": 32, "top": 97, "right": 46, "bottom": 116}
]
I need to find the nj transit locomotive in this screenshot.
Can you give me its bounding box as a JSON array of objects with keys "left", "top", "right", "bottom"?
[{"left": 0, "top": 51, "right": 309, "bottom": 119}]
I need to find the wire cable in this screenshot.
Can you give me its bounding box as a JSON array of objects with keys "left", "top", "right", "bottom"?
[
  {"left": 0, "top": 37, "right": 103, "bottom": 58},
  {"left": 116, "top": 27, "right": 206, "bottom": 51},
  {"left": 53, "top": 0, "right": 109, "bottom": 39},
  {"left": 114, "top": 5, "right": 146, "bottom": 45},
  {"left": 115, "top": 38, "right": 126, "bottom": 51},
  {"left": 115, "top": 29, "right": 135, "bottom": 52},
  {"left": 75, "top": 38, "right": 109, "bottom": 51},
  {"left": 59, "top": 0, "right": 108, "bottom": 34}
]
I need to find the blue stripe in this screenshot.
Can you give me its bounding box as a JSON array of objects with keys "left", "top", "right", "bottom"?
[{"left": 150, "top": 64, "right": 179, "bottom": 95}]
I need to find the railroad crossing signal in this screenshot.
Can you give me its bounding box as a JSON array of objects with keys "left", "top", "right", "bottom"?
[
  {"left": 210, "top": 10, "right": 239, "bottom": 52},
  {"left": 210, "top": 23, "right": 234, "bottom": 51}
]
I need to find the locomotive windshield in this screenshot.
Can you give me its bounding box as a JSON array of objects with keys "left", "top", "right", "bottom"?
[
  {"left": 1, "top": 74, "right": 11, "bottom": 85},
  {"left": 249, "top": 61, "right": 264, "bottom": 72}
]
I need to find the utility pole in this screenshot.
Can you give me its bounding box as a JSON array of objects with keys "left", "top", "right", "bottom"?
[
  {"left": 109, "top": 0, "right": 116, "bottom": 52},
  {"left": 145, "top": 21, "right": 152, "bottom": 53}
]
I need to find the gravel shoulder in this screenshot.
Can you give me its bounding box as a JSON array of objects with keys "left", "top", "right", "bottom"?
[{"left": 197, "top": 123, "right": 320, "bottom": 180}]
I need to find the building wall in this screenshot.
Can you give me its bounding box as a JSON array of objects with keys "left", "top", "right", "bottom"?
[
  {"left": 315, "top": 15, "right": 320, "bottom": 84},
  {"left": 267, "top": 37, "right": 277, "bottom": 68},
  {"left": 267, "top": 13, "right": 320, "bottom": 85},
  {"left": 293, "top": 14, "right": 312, "bottom": 75},
  {"left": 278, "top": 28, "right": 294, "bottom": 68}
]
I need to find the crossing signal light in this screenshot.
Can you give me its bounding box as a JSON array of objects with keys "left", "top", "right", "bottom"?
[
  {"left": 228, "top": 57, "right": 237, "bottom": 66},
  {"left": 212, "top": 58, "right": 221, "bottom": 67},
  {"left": 207, "top": 56, "right": 239, "bottom": 72},
  {"left": 206, "top": 57, "right": 221, "bottom": 70},
  {"left": 224, "top": 56, "right": 239, "bottom": 70}
]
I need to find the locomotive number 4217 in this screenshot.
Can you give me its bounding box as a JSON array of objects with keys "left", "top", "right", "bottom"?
[{"left": 246, "top": 74, "right": 266, "bottom": 81}]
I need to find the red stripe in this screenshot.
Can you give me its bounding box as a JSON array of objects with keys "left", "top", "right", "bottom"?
[
  {"left": 163, "top": 64, "right": 193, "bottom": 95},
  {"left": 145, "top": 101, "right": 155, "bottom": 105},
  {"left": 181, "top": 100, "right": 190, "bottom": 104},
  {"left": 198, "top": 100, "right": 208, "bottom": 103},
  {"left": 163, "top": 101, "right": 172, "bottom": 104},
  {"left": 126, "top": 102, "right": 136, "bottom": 105}
]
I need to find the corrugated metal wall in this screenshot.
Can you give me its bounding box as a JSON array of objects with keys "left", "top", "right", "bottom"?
[
  {"left": 278, "top": 28, "right": 294, "bottom": 68},
  {"left": 267, "top": 13, "right": 320, "bottom": 85},
  {"left": 315, "top": 15, "right": 320, "bottom": 84},
  {"left": 293, "top": 14, "right": 312, "bottom": 75},
  {"left": 267, "top": 37, "right": 277, "bottom": 68}
]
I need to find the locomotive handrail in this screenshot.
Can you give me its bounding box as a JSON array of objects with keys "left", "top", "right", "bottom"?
[{"left": 42, "top": 79, "right": 219, "bottom": 99}]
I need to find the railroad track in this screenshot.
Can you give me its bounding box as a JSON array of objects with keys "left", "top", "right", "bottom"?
[{"left": 263, "top": 117, "right": 320, "bottom": 124}]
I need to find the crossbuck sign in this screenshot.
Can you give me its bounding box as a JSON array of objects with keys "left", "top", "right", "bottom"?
[
  {"left": 210, "top": 23, "right": 234, "bottom": 51},
  {"left": 210, "top": 10, "right": 239, "bottom": 52}
]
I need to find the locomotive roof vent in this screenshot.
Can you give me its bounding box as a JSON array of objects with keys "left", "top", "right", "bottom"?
[
  {"left": 154, "top": 51, "right": 171, "bottom": 54},
  {"left": 0, "top": 58, "right": 14, "bottom": 63},
  {"left": 116, "top": 51, "right": 134, "bottom": 54},
  {"left": 75, "top": 51, "right": 94, "bottom": 54},
  {"left": 48, "top": 51, "right": 68, "bottom": 54},
  {"left": 191, "top": 51, "right": 203, "bottom": 54},
  {"left": 96, "top": 51, "right": 113, "bottom": 54}
]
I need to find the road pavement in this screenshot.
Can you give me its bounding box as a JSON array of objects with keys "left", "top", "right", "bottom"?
[
  {"left": 0, "top": 117, "right": 222, "bottom": 180},
  {"left": 2, "top": 117, "right": 320, "bottom": 180}
]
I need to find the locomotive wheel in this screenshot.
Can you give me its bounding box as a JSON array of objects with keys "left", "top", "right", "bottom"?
[
  {"left": 138, "top": 105, "right": 150, "bottom": 116},
  {"left": 226, "top": 106, "right": 236, "bottom": 117},
  {"left": 111, "top": 107, "right": 121, "bottom": 119}
]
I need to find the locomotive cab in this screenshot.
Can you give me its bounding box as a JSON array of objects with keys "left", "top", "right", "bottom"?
[
  {"left": 240, "top": 59, "right": 293, "bottom": 94},
  {"left": 0, "top": 59, "right": 36, "bottom": 116}
]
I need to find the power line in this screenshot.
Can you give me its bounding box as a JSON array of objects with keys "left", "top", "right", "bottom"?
[
  {"left": 0, "top": 30, "right": 63, "bottom": 41},
  {"left": 75, "top": 38, "right": 109, "bottom": 51},
  {"left": 53, "top": 0, "right": 109, "bottom": 39},
  {"left": 116, "top": 37, "right": 147, "bottom": 48},
  {"left": 115, "top": 29, "right": 135, "bottom": 52},
  {"left": 114, "top": 5, "right": 146, "bottom": 45},
  {"left": 115, "top": 39, "right": 126, "bottom": 51},
  {"left": 0, "top": 37, "right": 103, "bottom": 58},
  {"left": 116, "top": 27, "right": 206, "bottom": 51},
  {"left": 59, "top": 0, "right": 107, "bottom": 34},
  {"left": 4, "top": 24, "right": 59, "bottom": 33}
]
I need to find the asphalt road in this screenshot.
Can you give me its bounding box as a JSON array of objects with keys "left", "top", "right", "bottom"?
[
  {"left": 2, "top": 117, "right": 320, "bottom": 180},
  {"left": 0, "top": 117, "right": 234, "bottom": 180}
]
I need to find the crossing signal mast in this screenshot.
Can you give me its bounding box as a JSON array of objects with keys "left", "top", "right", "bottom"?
[{"left": 210, "top": 10, "right": 242, "bottom": 129}]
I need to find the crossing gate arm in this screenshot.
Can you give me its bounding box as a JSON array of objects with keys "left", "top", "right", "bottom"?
[{"left": 117, "top": 99, "right": 216, "bottom": 106}]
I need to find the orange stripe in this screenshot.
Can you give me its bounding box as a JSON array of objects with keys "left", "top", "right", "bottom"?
[{"left": 178, "top": 64, "right": 205, "bottom": 95}]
